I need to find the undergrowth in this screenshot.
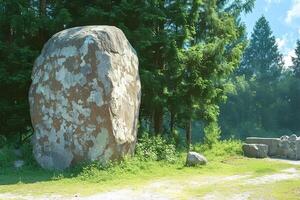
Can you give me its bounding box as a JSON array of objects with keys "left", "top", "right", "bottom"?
[{"left": 0, "top": 135, "right": 243, "bottom": 183}]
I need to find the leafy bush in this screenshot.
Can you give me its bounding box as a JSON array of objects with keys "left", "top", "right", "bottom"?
[
  {"left": 135, "top": 134, "right": 177, "bottom": 163},
  {"left": 0, "top": 135, "right": 6, "bottom": 148},
  {"left": 20, "top": 142, "right": 39, "bottom": 168},
  {"left": 71, "top": 156, "right": 161, "bottom": 182},
  {"left": 204, "top": 122, "right": 221, "bottom": 148},
  {"left": 0, "top": 145, "right": 16, "bottom": 168},
  {"left": 193, "top": 139, "right": 243, "bottom": 160},
  {"left": 0, "top": 140, "right": 38, "bottom": 169}
]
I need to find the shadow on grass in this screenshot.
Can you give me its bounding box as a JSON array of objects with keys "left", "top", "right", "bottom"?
[{"left": 0, "top": 165, "right": 81, "bottom": 185}]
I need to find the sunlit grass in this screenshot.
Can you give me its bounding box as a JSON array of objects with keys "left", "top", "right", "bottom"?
[
  {"left": 0, "top": 140, "right": 298, "bottom": 198},
  {"left": 0, "top": 156, "right": 297, "bottom": 196}
]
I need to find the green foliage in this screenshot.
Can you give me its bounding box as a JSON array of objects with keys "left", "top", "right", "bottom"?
[
  {"left": 0, "top": 135, "right": 6, "bottom": 148},
  {"left": 0, "top": 140, "right": 37, "bottom": 169},
  {"left": 0, "top": 0, "right": 254, "bottom": 147},
  {"left": 0, "top": 145, "right": 16, "bottom": 168},
  {"left": 0, "top": 0, "right": 71, "bottom": 141},
  {"left": 19, "top": 142, "right": 39, "bottom": 168},
  {"left": 292, "top": 40, "right": 300, "bottom": 78},
  {"left": 135, "top": 133, "right": 177, "bottom": 163},
  {"left": 239, "top": 16, "right": 283, "bottom": 80},
  {"left": 204, "top": 122, "right": 221, "bottom": 148},
  {"left": 194, "top": 139, "right": 243, "bottom": 160},
  {"left": 67, "top": 138, "right": 243, "bottom": 183},
  {"left": 219, "top": 16, "right": 299, "bottom": 139}
]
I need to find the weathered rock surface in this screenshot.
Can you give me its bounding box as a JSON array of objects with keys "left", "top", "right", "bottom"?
[
  {"left": 29, "top": 26, "right": 141, "bottom": 170},
  {"left": 245, "top": 135, "right": 300, "bottom": 160},
  {"left": 242, "top": 144, "right": 268, "bottom": 158},
  {"left": 186, "top": 152, "right": 207, "bottom": 166},
  {"left": 278, "top": 135, "right": 300, "bottom": 160},
  {"left": 246, "top": 137, "right": 280, "bottom": 156}
]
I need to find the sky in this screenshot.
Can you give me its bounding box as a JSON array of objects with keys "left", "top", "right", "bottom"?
[{"left": 242, "top": 0, "right": 300, "bottom": 67}]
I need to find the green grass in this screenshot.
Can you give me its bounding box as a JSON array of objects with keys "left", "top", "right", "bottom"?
[
  {"left": 0, "top": 156, "right": 297, "bottom": 197},
  {"left": 180, "top": 157, "right": 300, "bottom": 200},
  {"left": 183, "top": 175, "right": 300, "bottom": 200},
  {"left": 0, "top": 140, "right": 299, "bottom": 199}
]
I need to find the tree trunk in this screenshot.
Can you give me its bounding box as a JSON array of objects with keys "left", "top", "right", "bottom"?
[
  {"left": 40, "top": 0, "right": 46, "bottom": 16},
  {"left": 153, "top": 107, "right": 163, "bottom": 136},
  {"left": 186, "top": 119, "right": 192, "bottom": 152},
  {"left": 170, "top": 110, "right": 175, "bottom": 134}
]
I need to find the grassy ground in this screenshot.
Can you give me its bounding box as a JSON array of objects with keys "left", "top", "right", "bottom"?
[
  {"left": 0, "top": 140, "right": 299, "bottom": 199},
  {"left": 0, "top": 156, "right": 299, "bottom": 198},
  {"left": 182, "top": 166, "right": 300, "bottom": 200}
]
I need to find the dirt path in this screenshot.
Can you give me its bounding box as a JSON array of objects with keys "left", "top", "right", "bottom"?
[{"left": 1, "top": 159, "right": 299, "bottom": 200}]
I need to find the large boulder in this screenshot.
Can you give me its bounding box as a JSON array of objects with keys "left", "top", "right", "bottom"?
[
  {"left": 242, "top": 144, "right": 268, "bottom": 158},
  {"left": 245, "top": 135, "right": 300, "bottom": 160},
  {"left": 246, "top": 137, "right": 280, "bottom": 156},
  {"left": 278, "top": 135, "right": 300, "bottom": 160},
  {"left": 186, "top": 152, "right": 207, "bottom": 166},
  {"left": 29, "top": 26, "right": 141, "bottom": 170},
  {"left": 296, "top": 139, "right": 300, "bottom": 160}
]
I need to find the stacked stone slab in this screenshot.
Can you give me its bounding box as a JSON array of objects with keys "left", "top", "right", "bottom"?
[
  {"left": 245, "top": 137, "right": 280, "bottom": 157},
  {"left": 29, "top": 26, "right": 141, "bottom": 170},
  {"left": 244, "top": 135, "right": 300, "bottom": 160}
]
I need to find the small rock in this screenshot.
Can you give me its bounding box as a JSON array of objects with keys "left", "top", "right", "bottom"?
[
  {"left": 14, "top": 160, "right": 24, "bottom": 169},
  {"left": 280, "top": 135, "right": 289, "bottom": 141},
  {"left": 289, "top": 134, "right": 297, "bottom": 142},
  {"left": 186, "top": 152, "right": 207, "bottom": 166},
  {"left": 242, "top": 144, "right": 268, "bottom": 158}
]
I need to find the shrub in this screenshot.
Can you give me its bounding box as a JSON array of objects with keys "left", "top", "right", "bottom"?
[
  {"left": 0, "top": 145, "right": 16, "bottom": 168},
  {"left": 20, "top": 141, "right": 39, "bottom": 168},
  {"left": 0, "top": 140, "right": 38, "bottom": 169},
  {"left": 0, "top": 135, "right": 6, "bottom": 148},
  {"left": 72, "top": 156, "right": 155, "bottom": 182},
  {"left": 204, "top": 122, "right": 221, "bottom": 148},
  {"left": 135, "top": 133, "right": 177, "bottom": 163},
  {"left": 193, "top": 139, "right": 243, "bottom": 160}
]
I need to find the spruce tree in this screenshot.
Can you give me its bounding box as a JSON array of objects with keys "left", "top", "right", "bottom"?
[
  {"left": 240, "top": 16, "right": 283, "bottom": 81},
  {"left": 0, "top": 0, "right": 71, "bottom": 143},
  {"left": 292, "top": 40, "right": 300, "bottom": 78},
  {"left": 177, "top": 0, "right": 254, "bottom": 149},
  {"left": 220, "top": 16, "right": 284, "bottom": 137}
]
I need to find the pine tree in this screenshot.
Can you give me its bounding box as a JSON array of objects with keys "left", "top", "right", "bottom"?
[
  {"left": 292, "top": 40, "right": 300, "bottom": 78},
  {"left": 0, "top": 0, "right": 71, "bottom": 143},
  {"left": 240, "top": 16, "right": 283, "bottom": 81},
  {"left": 220, "top": 16, "right": 285, "bottom": 137},
  {"left": 0, "top": 0, "right": 254, "bottom": 147},
  {"left": 176, "top": 0, "right": 254, "bottom": 149}
]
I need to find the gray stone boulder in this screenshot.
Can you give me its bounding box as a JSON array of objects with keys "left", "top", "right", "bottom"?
[
  {"left": 246, "top": 137, "right": 280, "bottom": 157},
  {"left": 278, "top": 134, "right": 300, "bottom": 160},
  {"left": 29, "top": 26, "right": 141, "bottom": 170},
  {"left": 186, "top": 152, "right": 207, "bottom": 166},
  {"left": 296, "top": 139, "right": 300, "bottom": 160},
  {"left": 242, "top": 144, "right": 268, "bottom": 158},
  {"left": 245, "top": 135, "right": 300, "bottom": 160}
]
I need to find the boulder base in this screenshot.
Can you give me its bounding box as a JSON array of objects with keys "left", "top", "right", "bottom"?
[
  {"left": 242, "top": 144, "right": 268, "bottom": 158},
  {"left": 29, "top": 26, "right": 141, "bottom": 170}
]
